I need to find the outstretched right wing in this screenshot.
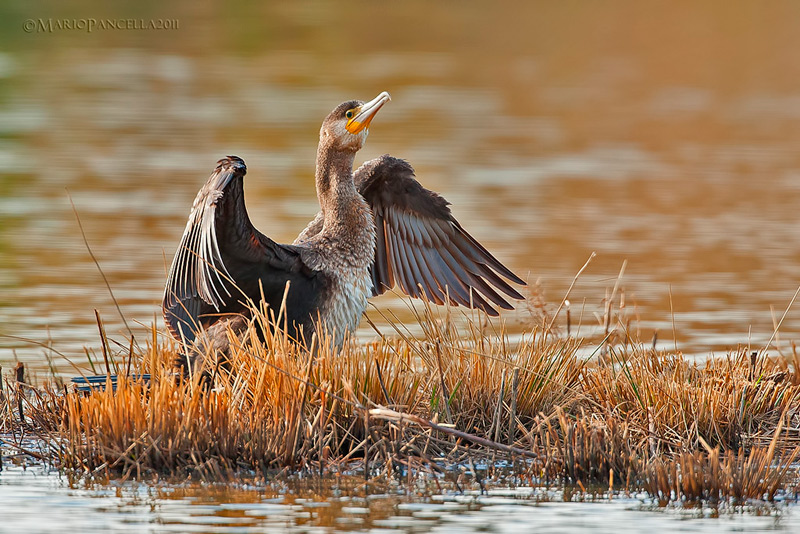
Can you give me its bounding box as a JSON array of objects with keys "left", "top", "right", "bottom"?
[{"left": 163, "top": 156, "right": 316, "bottom": 343}]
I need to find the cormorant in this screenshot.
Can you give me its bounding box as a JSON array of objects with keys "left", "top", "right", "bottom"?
[{"left": 163, "top": 92, "right": 525, "bottom": 350}]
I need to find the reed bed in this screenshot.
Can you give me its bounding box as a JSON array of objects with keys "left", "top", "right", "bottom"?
[{"left": 3, "top": 298, "right": 800, "bottom": 505}]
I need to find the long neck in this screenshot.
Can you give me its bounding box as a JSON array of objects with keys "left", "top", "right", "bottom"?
[{"left": 315, "top": 143, "right": 360, "bottom": 232}]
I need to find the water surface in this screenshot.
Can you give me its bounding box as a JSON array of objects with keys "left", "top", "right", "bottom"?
[
  {"left": 1, "top": 464, "right": 797, "bottom": 533},
  {"left": 4, "top": 3, "right": 800, "bottom": 372},
  {"left": 3, "top": 2, "right": 800, "bottom": 529}
]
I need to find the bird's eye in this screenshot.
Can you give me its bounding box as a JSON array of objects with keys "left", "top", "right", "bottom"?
[{"left": 345, "top": 110, "right": 354, "bottom": 119}]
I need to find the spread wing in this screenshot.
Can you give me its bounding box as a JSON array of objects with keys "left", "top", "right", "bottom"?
[
  {"left": 355, "top": 155, "right": 526, "bottom": 316},
  {"left": 163, "top": 156, "right": 314, "bottom": 342}
]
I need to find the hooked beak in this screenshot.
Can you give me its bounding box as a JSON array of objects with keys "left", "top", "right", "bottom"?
[{"left": 346, "top": 91, "right": 391, "bottom": 134}]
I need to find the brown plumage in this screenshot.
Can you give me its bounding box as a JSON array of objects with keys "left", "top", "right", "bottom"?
[{"left": 163, "top": 92, "right": 525, "bottom": 350}]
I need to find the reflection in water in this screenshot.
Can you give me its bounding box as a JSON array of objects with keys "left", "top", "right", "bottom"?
[
  {"left": 0, "top": 465, "right": 796, "bottom": 533},
  {"left": 3, "top": 1, "right": 800, "bottom": 530},
  {"left": 3, "top": 3, "right": 800, "bottom": 371}
]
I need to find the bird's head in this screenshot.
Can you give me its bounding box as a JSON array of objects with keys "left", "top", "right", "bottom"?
[{"left": 319, "top": 91, "right": 391, "bottom": 152}]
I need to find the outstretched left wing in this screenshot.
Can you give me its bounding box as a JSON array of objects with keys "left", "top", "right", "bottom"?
[{"left": 355, "top": 155, "right": 526, "bottom": 316}]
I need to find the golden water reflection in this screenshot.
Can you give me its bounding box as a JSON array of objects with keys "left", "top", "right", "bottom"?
[
  {"left": 3, "top": 2, "right": 800, "bottom": 373},
  {"left": 1, "top": 466, "right": 796, "bottom": 533}
]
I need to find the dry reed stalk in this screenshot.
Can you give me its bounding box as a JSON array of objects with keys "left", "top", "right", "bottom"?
[
  {"left": 434, "top": 341, "right": 453, "bottom": 425},
  {"left": 6, "top": 295, "right": 800, "bottom": 503},
  {"left": 508, "top": 367, "right": 519, "bottom": 445},
  {"left": 546, "top": 252, "right": 596, "bottom": 334},
  {"left": 15, "top": 362, "right": 25, "bottom": 424}
]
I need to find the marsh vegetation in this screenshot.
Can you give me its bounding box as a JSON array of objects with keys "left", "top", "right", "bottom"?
[{"left": 4, "top": 287, "right": 799, "bottom": 507}]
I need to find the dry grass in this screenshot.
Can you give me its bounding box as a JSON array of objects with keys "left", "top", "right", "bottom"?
[{"left": 3, "top": 297, "right": 800, "bottom": 504}]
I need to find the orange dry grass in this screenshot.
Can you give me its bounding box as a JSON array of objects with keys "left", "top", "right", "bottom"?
[
  {"left": 583, "top": 348, "right": 800, "bottom": 453},
  {"left": 55, "top": 325, "right": 425, "bottom": 477},
  {"left": 4, "top": 303, "right": 800, "bottom": 503},
  {"left": 645, "top": 446, "right": 798, "bottom": 504}
]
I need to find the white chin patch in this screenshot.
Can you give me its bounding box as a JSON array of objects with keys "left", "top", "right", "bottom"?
[{"left": 332, "top": 121, "right": 367, "bottom": 149}]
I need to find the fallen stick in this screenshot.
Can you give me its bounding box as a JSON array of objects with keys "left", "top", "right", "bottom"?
[{"left": 368, "top": 407, "right": 538, "bottom": 460}]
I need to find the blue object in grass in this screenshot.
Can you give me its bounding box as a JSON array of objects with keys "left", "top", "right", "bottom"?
[{"left": 70, "top": 374, "right": 151, "bottom": 392}]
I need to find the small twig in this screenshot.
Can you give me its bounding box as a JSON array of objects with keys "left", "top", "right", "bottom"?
[
  {"left": 491, "top": 369, "right": 507, "bottom": 468},
  {"left": 374, "top": 358, "right": 392, "bottom": 405},
  {"left": 318, "top": 391, "right": 325, "bottom": 477},
  {"left": 669, "top": 285, "right": 678, "bottom": 354},
  {"left": 605, "top": 260, "right": 627, "bottom": 336},
  {"left": 761, "top": 285, "right": 800, "bottom": 357},
  {"left": 95, "top": 310, "right": 113, "bottom": 377},
  {"left": 508, "top": 368, "right": 519, "bottom": 446},
  {"left": 566, "top": 300, "right": 571, "bottom": 337},
  {"left": 2, "top": 439, "right": 47, "bottom": 461},
  {"left": 125, "top": 336, "right": 134, "bottom": 377},
  {"left": 434, "top": 342, "right": 453, "bottom": 425},
  {"left": 67, "top": 190, "right": 136, "bottom": 342},
  {"left": 364, "top": 410, "right": 370, "bottom": 482},
  {"left": 369, "top": 408, "right": 538, "bottom": 460},
  {"left": 492, "top": 369, "right": 507, "bottom": 445},
  {"left": 15, "top": 363, "right": 25, "bottom": 424},
  {"left": 286, "top": 337, "right": 316, "bottom": 466},
  {"left": 547, "top": 252, "right": 596, "bottom": 333},
  {"left": 469, "top": 456, "right": 487, "bottom": 495}
]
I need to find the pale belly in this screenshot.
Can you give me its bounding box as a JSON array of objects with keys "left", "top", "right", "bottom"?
[{"left": 322, "top": 269, "right": 373, "bottom": 347}]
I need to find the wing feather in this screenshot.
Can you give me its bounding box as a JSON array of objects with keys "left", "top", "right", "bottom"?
[
  {"left": 373, "top": 211, "right": 392, "bottom": 292},
  {"left": 163, "top": 156, "right": 313, "bottom": 343},
  {"left": 385, "top": 210, "right": 417, "bottom": 297},
  {"left": 448, "top": 232, "right": 525, "bottom": 299},
  {"left": 355, "top": 155, "right": 525, "bottom": 315},
  {"left": 409, "top": 244, "right": 447, "bottom": 304}
]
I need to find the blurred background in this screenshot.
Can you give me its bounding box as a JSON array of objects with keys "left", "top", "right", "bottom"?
[{"left": 3, "top": 0, "right": 800, "bottom": 374}]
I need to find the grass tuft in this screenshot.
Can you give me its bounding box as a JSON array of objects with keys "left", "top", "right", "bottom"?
[{"left": 3, "top": 298, "right": 800, "bottom": 504}]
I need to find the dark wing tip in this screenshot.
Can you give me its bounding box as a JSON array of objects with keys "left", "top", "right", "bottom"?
[
  {"left": 504, "top": 285, "right": 526, "bottom": 300},
  {"left": 482, "top": 305, "right": 501, "bottom": 317},
  {"left": 217, "top": 155, "right": 247, "bottom": 174},
  {"left": 505, "top": 269, "right": 527, "bottom": 286}
]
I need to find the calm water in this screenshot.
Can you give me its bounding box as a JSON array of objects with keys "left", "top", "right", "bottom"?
[
  {"left": 4, "top": 2, "right": 800, "bottom": 372},
  {"left": 2, "top": 464, "right": 799, "bottom": 533},
  {"left": 3, "top": 0, "right": 800, "bottom": 529}
]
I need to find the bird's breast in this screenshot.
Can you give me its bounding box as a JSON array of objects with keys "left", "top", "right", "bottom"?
[
  {"left": 298, "top": 199, "right": 377, "bottom": 346},
  {"left": 321, "top": 268, "right": 373, "bottom": 346}
]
